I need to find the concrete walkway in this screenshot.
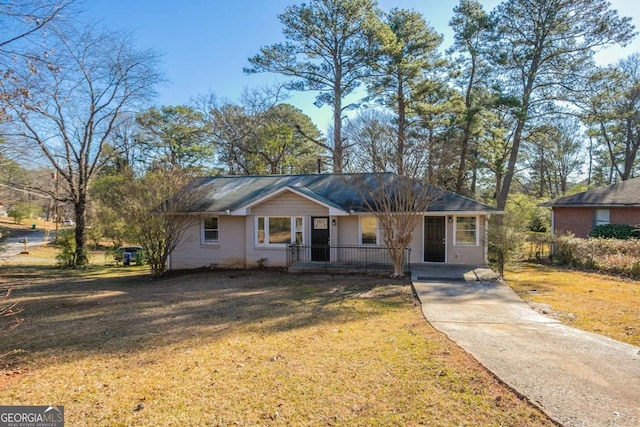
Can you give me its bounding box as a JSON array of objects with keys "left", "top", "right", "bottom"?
[{"left": 412, "top": 265, "right": 640, "bottom": 427}]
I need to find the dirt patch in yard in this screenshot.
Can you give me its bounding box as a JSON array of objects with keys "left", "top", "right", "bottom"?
[{"left": 0, "top": 266, "right": 555, "bottom": 426}]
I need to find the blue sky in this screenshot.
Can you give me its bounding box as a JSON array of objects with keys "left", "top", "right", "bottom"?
[{"left": 85, "top": 0, "right": 640, "bottom": 132}]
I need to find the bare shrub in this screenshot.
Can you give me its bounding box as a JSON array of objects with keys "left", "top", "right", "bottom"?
[
  {"left": 553, "top": 234, "right": 640, "bottom": 278},
  {"left": 1, "top": 288, "right": 23, "bottom": 362}
]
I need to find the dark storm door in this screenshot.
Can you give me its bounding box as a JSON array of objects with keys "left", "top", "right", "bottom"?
[
  {"left": 311, "top": 216, "right": 330, "bottom": 261},
  {"left": 424, "top": 216, "right": 446, "bottom": 262}
]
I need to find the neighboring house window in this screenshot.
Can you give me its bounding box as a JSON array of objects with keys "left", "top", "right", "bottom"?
[
  {"left": 202, "top": 217, "right": 219, "bottom": 244},
  {"left": 257, "top": 216, "right": 303, "bottom": 246},
  {"left": 595, "top": 209, "right": 610, "bottom": 226},
  {"left": 360, "top": 216, "right": 378, "bottom": 245},
  {"left": 455, "top": 216, "right": 478, "bottom": 246}
]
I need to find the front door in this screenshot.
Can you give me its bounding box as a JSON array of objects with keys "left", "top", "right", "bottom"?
[
  {"left": 311, "top": 216, "right": 330, "bottom": 261},
  {"left": 424, "top": 216, "right": 445, "bottom": 262}
]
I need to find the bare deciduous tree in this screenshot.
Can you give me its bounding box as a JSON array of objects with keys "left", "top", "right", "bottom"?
[
  {"left": 358, "top": 173, "right": 439, "bottom": 277},
  {"left": 1, "top": 23, "right": 162, "bottom": 265},
  {"left": 0, "top": 0, "right": 76, "bottom": 120},
  {"left": 108, "top": 168, "right": 204, "bottom": 278},
  {"left": 346, "top": 112, "right": 440, "bottom": 277}
]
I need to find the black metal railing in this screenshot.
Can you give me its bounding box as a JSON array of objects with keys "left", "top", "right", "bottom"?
[{"left": 287, "top": 244, "right": 411, "bottom": 273}]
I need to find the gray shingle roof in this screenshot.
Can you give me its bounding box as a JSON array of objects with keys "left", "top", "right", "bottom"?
[
  {"left": 541, "top": 177, "right": 640, "bottom": 207},
  {"left": 182, "top": 173, "right": 496, "bottom": 214}
]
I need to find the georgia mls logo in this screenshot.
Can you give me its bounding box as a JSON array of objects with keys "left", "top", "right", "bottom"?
[{"left": 0, "top": 405, "right": 64, "bottom": 427}]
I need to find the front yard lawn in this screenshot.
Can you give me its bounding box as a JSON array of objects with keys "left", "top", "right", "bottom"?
[
  {"left": 505, "top": 263, "right": 640, "bottom": 347},
  {"left": 0, "top": 267, "right": 554, "bottom": 426}
]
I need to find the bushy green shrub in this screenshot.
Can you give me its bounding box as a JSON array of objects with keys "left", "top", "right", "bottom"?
[
  {"left": 55, "top": 230, "right": 88, "bottom": 267},
  {"left": 488, "top": 215, "right": 527, "bottom": 276},
  {"left": 506, "top": 193, "right": 551, "bottom": 233},
  {"left": 134, "top": 250, "right": 146, "bottom": 265},
  {"left": 588, "top": 224, "right": 640, "bottom": 239},
  {"left": 7, "top": 203, "right": 38, "bottom": 225},
  {"left": 489, "top": 194, "right": 551, "bottom": 275}
]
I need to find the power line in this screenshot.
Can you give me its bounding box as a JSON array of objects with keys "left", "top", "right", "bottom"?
[{"left": 0, "top": 182, "right": 52, "bottom": 198}]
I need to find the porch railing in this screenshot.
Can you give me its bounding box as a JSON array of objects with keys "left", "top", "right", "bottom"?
[{"left": 287, "top": 244, "right": 411, "bottom": 273}]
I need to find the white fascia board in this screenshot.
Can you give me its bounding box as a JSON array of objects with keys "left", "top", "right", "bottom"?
[{"left": 169, "top": 211, "right": 229, "bottom": 216}]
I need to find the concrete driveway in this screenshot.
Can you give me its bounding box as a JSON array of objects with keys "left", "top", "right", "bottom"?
[{"left": 412, "top": 265, "right": 640, "bottom": 427}]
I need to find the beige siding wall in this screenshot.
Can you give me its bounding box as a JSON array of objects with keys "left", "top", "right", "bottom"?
[
  {"left": 337, "top": 214, "right": 422, "bottom": 265},
  {"left": 172, "top": 193, "right": 333, "bottom": 270},
  {"left": 170, "top": 216, "right": 246, "bottom": 269},
  {"left": 408, "top": 216, "right": 424, "bottom": 265},
  {"left": 246, "top": 192, "right": 330, "bottom": 267},
  {"left": 244, "top": 215, "right": 288, "bottom": 268},
  {"left": 409, "top": 215, "right": 488, "bottom": 265},
  {"left": 337, "top": 216, "right": 359, "bottom": 245},
  {"left": 338, "top": 214, "right": 487, "bottom": 265},
  {"left": 332, "top": 215, "right": 383, "bottom": 263},
  {"left": 170, "top": 210, "right": 490, "bottom": 270},
  {"left": 251, "top": 192, "right": 329, "bottom": 216},
  {"left": 447, "top": 215, "right": 487, "bottom": 265}
]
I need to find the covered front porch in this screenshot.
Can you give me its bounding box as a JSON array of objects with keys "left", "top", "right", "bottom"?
[{"left": 286, "top": 244, "right": 412, "bottom": 274}]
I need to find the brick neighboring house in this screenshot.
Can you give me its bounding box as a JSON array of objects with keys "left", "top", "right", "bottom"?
[{"left": 541, "top": 177, "right": 640, "bottom": 238}]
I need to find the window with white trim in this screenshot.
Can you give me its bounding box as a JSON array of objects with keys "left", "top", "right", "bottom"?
[
  {"left": 256, "top": 216, "right": 304, "bottom": 246},
  {"left": 294, "top": 217, "right": 304, "bottom": 244},
  {"left": 360, "top": 216, "right": 378, "bottom": 245},
  {"left": 455, "top": 216, "right": 477, "bottom": 246},
  {"left": 595, "top": 209, "right": 610, "bottom": 226},
  {"left": 202, "top": 217, "right": 219, "bottom": 244}
]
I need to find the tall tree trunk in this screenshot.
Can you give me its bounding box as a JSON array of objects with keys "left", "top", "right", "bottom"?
[
  {"left": 587, "top": 134, "right": 594, "bottom": 186},
  {"left": 601, "top": 122, "right": 624, "bottom": 180},
  {"left": 497, "top": 55, "right": 539, "bottom": 210},
  {"left": 456, "top": 56, "right": 478, "bottom": 195},
  {"left": 397, "top": 75, "right": 405, "bottom": 176},
  {"left": 497, "top": 119, "right": 524, "bottom": 210},
  {"left": 495, "top": 170, "right": 502, "bottom": 204},
  {"left": 74, "top": 191, "right": 88, "bottom": 266},
  {"left": 333, "top": 65, "right": 344, "bottom": 173},
  {"left": 622, "top": 118, "right": 638, "bottom": 180},
  {"left": 470, "top": 148, "right": 478, "bottom": 195},
  {"left": 456, "top": 127, "right": 472, "bottom": 195},
  {"left": 333, "top": 105, "right": 343, "bottom": 173}
]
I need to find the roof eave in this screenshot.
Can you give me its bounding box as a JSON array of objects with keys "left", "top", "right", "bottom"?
[
  {"left": 424, "top": 210, "right": 501, "bottom": 215},
  {"left": 543, "top": 203, "right": 640, "bottom": 208}
]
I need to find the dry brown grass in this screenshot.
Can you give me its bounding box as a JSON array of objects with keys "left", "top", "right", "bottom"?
[
  {"left": 0, "top": 242, "right": 116, "bottom": 267},
  {"left": 0, "top": 265, "right": 554, "bottom": 426},
  {"left": 505, "top": 263, "right": 640, "bottom": 346},
  {"left": 0, "top": 216, "right": 55, "bottom": 230}
]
